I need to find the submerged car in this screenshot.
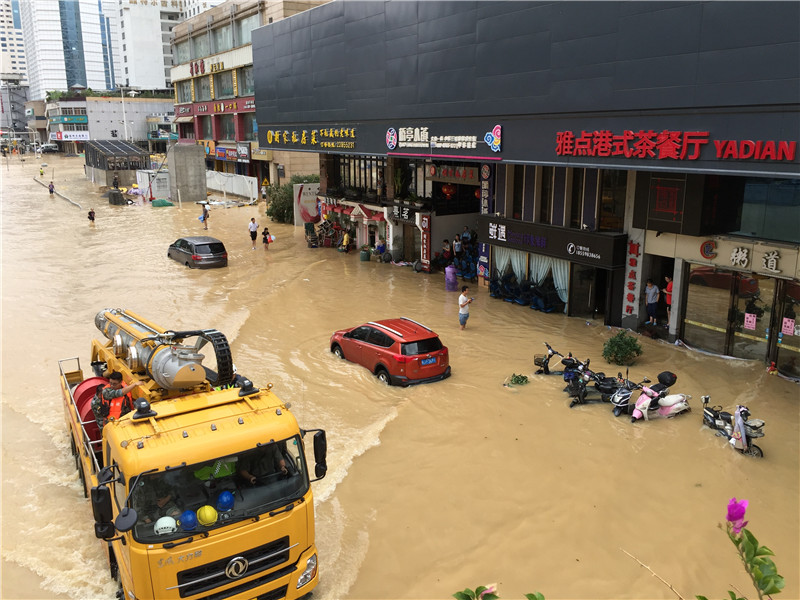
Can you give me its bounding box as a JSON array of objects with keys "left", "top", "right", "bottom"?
[
  {"left": 330, "top": 317, "right": 450, "bottom": 386},
  {"left": 168, "top": 236, "right": 228, "bottom": 269}
]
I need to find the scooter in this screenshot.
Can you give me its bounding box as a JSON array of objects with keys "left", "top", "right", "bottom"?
[
  {"left": 630, "top": 371, "right": 691, "bottom": 422},
  {"left": 609, "top": 372, "right": 651, "bottom": 417},
  {"left": 701, "top": 396, "right": 765, "bottom": 458},
  {"left": 534, "top": 342, "right": 566, "bottom": 375}
]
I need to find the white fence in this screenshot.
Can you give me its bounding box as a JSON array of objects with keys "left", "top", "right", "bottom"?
[{"left": 206, "top": 170, "right": 258, "bottom": 201}]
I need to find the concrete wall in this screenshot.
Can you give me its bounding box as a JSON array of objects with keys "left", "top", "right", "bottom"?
[{"left": 168, "top": 144, "right": 207, "bottom": 204}]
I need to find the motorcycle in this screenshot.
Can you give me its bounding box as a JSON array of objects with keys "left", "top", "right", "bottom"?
[
  {"left": 562, "top": 356, "right": 593, "bottom": 404},
  {"left": 534, "top": 342, "right": 566, "bottom": 375},
  {"left": 630, "top": 371, "right": 691, "bottom": 422},
  {"left": 609, "top": 372, "right": 651, "bottom": 417},
  {"left": 701, "top": 396, "right": 765, "bottom": 458}
]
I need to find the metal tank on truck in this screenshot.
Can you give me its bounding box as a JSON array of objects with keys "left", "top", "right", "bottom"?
[{"left": 59, "top": 308, "right": 328, "bottom": 600}]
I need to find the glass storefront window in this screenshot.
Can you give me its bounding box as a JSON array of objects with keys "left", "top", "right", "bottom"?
[
  {"left": 598, "top": 169, "right": 626, "bottom": 232},
  {"left": 539, "top": 166, "right": 553, "bottom": 224},
  {"left": 174, "top": 40, "right": 189, "bottom": 64},
  {"left": 195, "top": 76, "right": 211, "bottom": 102},
  {"left": 214, "top": 71, "right": 234, "bottom": 99},
  {"left": 569, "top": 168, "right": 584, "bottom": 229},
  {"left": 218, "top": 114, "right": 235, "bottom": 140},
  {"left": 176, "top": 79, "right": 192, "bottom": 104},
  {"left": 734, "top": 178, "right": 800, "bottom": 244},
  {"left": 236, "top": 13, "right": 260, "bottom": 46},
  {"left": 238, "top": 66, "right": 254, "bottom": 96},
  {"left": 213, "top": 24, "right": 232, "bottom": 54},
  {"left": 197, "top": 115, "right": 212, "bottom": 139},
  {"left": 683, "top": 264, "right": 733, "bottom": 354},
  {"left": 775, "top": 281, "right": 800, "bottom": 378},
  {"left": 731, "top": 275, "right": 774, "bottom": 361},
  {"left": 193, "top": 32, "right": 209, "bottom": 59},
  {"left": 242, "top": 113, "right": 256, "bottom": 141}
]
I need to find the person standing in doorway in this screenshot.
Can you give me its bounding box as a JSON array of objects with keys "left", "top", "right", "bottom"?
[
  {"left": 458, "top": 285, "right": 473, "bottom": 330},
  {"left": 202, "top": 205, "right": 209, "bottom": 230},
  {"left": 48, "top": 181, "right": 55, "bottom": 197},
  {"left": 248, "top": 217, "right": 259, "bottom": 250},
  {"left": 644, "top": 279, "right": 660, "bottom": 325},
  {"left": 664, "top": 275, "right": 673, "bottom": 327},
  {"left": 261, "top": 182, "right": 268, "bottom": 201}
]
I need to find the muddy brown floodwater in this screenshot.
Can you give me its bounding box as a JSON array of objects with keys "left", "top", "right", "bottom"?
[{"left": 1, "top": 156, "right": 798, "bottom": 600}]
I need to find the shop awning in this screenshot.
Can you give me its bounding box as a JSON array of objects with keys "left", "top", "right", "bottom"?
[
  {"left": 342, "top": 206, "right": 354, "bottom": 215},
  {"left": 173, "top": 116, "right": 193, "bottom": 123},
  {"left": 370, "top": 213, "right": 386, "bottom": 221},
  {"left": 358, "top": 204, "right": 373, "bottom": 218}
]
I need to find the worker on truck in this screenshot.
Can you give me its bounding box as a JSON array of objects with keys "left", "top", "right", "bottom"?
[{"left": 91, "top": 371, "right": 142, "bottom": 430}]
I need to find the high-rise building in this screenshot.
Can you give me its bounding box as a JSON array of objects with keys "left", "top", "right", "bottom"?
[
  {"left": 20, "top": 0, "right": 120, "bottom": 100},
  {"left": 0, "top": 0, "right": 27, "bottom": 83},
  {"left": 117, "top": 0, "right": 182, "bottom": 89}
]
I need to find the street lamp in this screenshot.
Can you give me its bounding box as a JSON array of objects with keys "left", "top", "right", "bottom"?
[
  {"left": 25, "top": 126, "right": 41, "bottom": 158},
  {"left": 119, "top": 86, "right": 140, "bottom": 142}
]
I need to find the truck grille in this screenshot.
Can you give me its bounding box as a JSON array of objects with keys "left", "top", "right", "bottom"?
[{"left": 176, "top": 537, "right": 294, "bottom": 598}]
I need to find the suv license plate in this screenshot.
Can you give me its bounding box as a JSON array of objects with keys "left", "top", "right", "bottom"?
[{"left": 421, "top": 357, "right": 437, "bottom": 366}]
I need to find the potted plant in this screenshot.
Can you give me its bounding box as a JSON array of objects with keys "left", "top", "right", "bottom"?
[{"left": 359, "top": 244, "right": 371, "bottom": 262}]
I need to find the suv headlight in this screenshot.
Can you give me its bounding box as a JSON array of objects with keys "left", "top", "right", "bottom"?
[{"left": 297, "top": 553, "right": 317, "bottom": 588}]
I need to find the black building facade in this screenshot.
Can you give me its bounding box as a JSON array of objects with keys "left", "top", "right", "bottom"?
[{"left": 252, "top": 1, "right": 800, "bottom": 375}]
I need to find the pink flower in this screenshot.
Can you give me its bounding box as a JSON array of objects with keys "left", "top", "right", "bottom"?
[
  {"left": 479, "top": 584, "right": 498, "bottom": 599},
  {"left": 726, "top": 498, "right": 749, "bottom": 534}
]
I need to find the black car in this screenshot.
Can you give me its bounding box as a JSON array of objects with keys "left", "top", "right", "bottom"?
[{"left": 168, "top": 236, "right": 228, "bottom": 269}]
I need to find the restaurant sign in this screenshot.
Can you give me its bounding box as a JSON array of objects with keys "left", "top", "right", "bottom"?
[{"left": 194, "top": 97, "right": 255, "bottom": 116}]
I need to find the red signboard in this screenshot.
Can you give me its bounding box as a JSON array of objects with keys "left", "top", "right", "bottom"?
[{"left": 192, "top": 97, "right": 255, "bottom": 116}]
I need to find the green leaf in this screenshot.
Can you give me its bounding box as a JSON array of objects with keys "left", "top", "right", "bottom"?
[
  {"left": 742, "top": 529, "right": 759, "bottom": 548},
  {"left": 481, "top": 595, "right": 500, "bottom": 600},
  {"left": 755, "top": 544, "right": 775, "bottom": 557},
  {"left": 741, "top": 536, "right": 756, "bottom": 562},
  {"left": 524, "top": 594, "right": 545, "bottom": 600},
  {"left": 695, "top": 596, "right": 709, "bottom": 600},
  {"left": 727, "top": 591, "right": 737, "bottom": 600},
  {"left": 453, "top": 591, "right": 474, "bottom": 600}
]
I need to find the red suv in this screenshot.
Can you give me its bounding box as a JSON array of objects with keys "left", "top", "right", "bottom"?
[{"left": 330, "top": 318, "right": 450, "bottom": 386}]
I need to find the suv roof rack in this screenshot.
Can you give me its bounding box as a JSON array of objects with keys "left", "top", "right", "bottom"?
[
  {"left": 368, "top": 321, "right": 403, "bottom": 338},
  {"left": 400, "top": 317, "right": 431, "bottom": 331}
]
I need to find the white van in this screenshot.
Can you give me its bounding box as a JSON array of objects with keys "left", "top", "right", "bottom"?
[{"left": 40, "top": 143, "right": 59, "bottom": 153}]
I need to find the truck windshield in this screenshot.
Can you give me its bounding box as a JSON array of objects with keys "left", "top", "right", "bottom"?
[{"left": 129, "top": 436, "right": 309, "bottom": 543}]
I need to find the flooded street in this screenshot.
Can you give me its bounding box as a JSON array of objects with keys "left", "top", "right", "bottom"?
[{"left": 2, "top": 156, "right": 798, "bottom": 600}]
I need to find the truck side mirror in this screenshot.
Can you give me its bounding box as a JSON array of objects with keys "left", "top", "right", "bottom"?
[
  {"left": 91, "top": 485, "right": 113, "bottom": 523},
  {"left": 313, "top": 431, "right": 327, "bottom": 479},
  {"left": 115, "top": 507, "right": 138, "bottom": 533}
]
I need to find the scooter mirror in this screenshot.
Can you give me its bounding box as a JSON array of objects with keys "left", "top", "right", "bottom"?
[{"left": 643, "top": 377, "right": 651, "bottom": 383}]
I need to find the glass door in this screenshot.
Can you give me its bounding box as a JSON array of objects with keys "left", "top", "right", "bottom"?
[
  {"left": 569, "top": 264, "right": 596, "bottom": 320},
  {"left": 731, "top": 275, "right": 775, "bottom": 361},
  {"left": 773, "top": 280, "right": 800, "bottom": 378},
  {"left": 683, "top": 264, "right": 734, "bottom": 354}
]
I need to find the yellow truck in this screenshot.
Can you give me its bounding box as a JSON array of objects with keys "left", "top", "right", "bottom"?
[{"left": 60, "top": 309, "right": 327, "bottom": 600}]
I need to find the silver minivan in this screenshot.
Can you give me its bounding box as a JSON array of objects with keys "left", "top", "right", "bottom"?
[{"left": 167, "top": 236, "right": 228, "bottom": 269}]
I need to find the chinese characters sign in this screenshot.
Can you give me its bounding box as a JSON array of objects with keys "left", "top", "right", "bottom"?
[
  {"left": 624, "top": 240, "right": 640, "bottom": 315},
  {"left": 556, "top": 129, "right": 796, "bottom": 163},
  {"left": 265, "top": 127, "right": 356, "bottom": 150}
]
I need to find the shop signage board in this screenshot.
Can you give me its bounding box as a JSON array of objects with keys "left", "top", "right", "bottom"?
[
  {"left": 193, "top": 96, "right": 255, "bottom": 116},
  {"left": 51, "top": 131, "right": 89, "bottom": 141},
  {"left": 478, "top": 243, "right": 490, "bottom": 280},
  {"left": 390, "top": 204, "right": 417, "bottom": 224},
  {"left": 478, "top": 216, "right": 627, "bottom": 269},
  {"left": 624, "top": 240, "right": 642, "bottom": 315},
  {"left": 668, "top": 237, "right": 800, "bottom": 281},
  {"left": 236, "top": 142, "right": 250, "bottom": 163},
  {"left": 480, "top": 164, "right": 494, "bottom": 215}
]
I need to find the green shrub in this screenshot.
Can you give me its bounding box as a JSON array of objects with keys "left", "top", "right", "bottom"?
[{"left": 602, "top": 331, "right": 643, "bottom": 366}]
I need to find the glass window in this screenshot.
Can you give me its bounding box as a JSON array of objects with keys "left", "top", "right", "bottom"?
[
  {"left": 238, "top": 66, "right": 254, "bottom": 96},
  {"left": 402, "top": 337, "right": 443, "bottom": 355},
  {"left": 212, "top": 24, "right": 232, "bottom": 54},
  {"left": 174, "top": 40, "right": 189, "bottom": 63},
  {"left": 598, "top": 169, "right": 627, "bottom": 232},
  {"left": 539, "top": 166, "right": 553, "bottom": 224},
  {"left": 569, "top": 168, "right": 584, "bottom": 229},
  {"left": 213, "top": 71, "right": 234, "bottom": 99},
  {"left": 128, "top": 437, "right": 308, "bottom": 544},
  {"left": 192, "top": 32, "right": 209, "bottom": 59},
  {"left": 195, "top": 75, "right": 211, "bottom": 101},
  {"left": 176, "top": 79, "right": 192, "bottom": 104},
  {"left": 197, "top": 115, "right": 212, "bottom": 139},
  {"left": 236, "top": 13, "right": 260, "bottom": 46},
  {"left": 735, "top": 178, "right": 800, "bottom": 244},
  {"left": 511, "top": 164, "right": 524, "bottom": 220},
  {"left": 242, "top": 113, "right": 256, "bottom": 141},
  {"left": 218, "top": 114, "right": 235, "bottom": 140}
]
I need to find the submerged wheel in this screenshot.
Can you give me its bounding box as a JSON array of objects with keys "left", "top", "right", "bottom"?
[
  {"left": 332, "top": 344, "right": 344, "bottom": 359},
  {"left": 376, "top": 368, "right": 391, "bottom": 385},
  {"left": 741, "top": 444, "right": 764, "bottom": 458}
]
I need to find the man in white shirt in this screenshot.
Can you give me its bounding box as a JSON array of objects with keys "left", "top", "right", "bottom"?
[
  {"left": 458, "top": 286, "right": 473, "bottom": 330},
  {"left": 248, "top": 217, "right": 259, "bottom": 250}
]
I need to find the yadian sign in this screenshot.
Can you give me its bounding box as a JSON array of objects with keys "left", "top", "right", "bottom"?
[{"left": 556, "top": 129, "right": 796, "bottom": 163}]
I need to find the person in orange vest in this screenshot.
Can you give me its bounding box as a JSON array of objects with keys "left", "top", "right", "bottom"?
[{"left": 92, "top": 371, "right": 144, "bottom": 430}]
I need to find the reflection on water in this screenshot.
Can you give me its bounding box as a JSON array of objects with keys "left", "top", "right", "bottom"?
[{"left": 1, "top": 157, "right": 798, "bottom": 600}]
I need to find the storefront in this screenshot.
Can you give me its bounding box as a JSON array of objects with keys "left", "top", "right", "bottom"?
[{"left": 478, "top": 216, "right": 627, "bottom": 321}]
